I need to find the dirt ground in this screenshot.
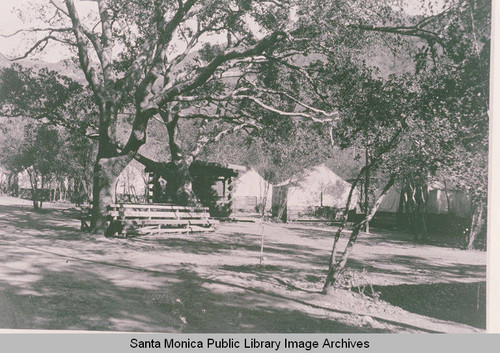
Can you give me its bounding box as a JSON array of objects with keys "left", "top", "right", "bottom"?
[{"left": 0, "top": 196, "right": 486, "bottom": 333}]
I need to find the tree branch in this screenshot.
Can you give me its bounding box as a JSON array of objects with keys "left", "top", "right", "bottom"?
[
  {"left": 49, "top": 0, "right": 70, "bottom": 17},
  {"left": 234, "top": 94, "right": 337, "bottom": 124},
  {"left": 190, "top": 122, "right": 258, "bottom": 160},
  {"left": 97, "top": 0, "right": 114, "bottom": 84},
  {"left": 158, "top": 31, "right": 288, "bottom": 104},
  {"left": 64, "top": 0, "right": 102, "bottom": 101},
  {"left": 5, "top": 34, "right": 74, "bottom": 61},
  {"left": 244, "top": 80, "right": 338, "bottom": 117},
  {"left": 0, "top": 27, "right": 72, "bottom": 38}
]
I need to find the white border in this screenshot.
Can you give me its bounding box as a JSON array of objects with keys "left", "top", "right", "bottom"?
[{"left": 487, "top": 0, "right": 499, "bottom": 333}]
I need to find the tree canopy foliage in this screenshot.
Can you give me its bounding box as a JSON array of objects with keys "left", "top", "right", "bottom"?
[{"left": 0, "top": 0, "right": 491, "bottom": 244}]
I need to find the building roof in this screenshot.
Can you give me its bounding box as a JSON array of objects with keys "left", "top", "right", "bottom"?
[{"left": 144, "top": 159, "right": 246, "bottom": 178}]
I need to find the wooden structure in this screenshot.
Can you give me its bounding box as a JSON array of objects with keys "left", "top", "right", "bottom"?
[
  {"left": 80, "top": 204, "right": 218, "bottom": 236},
  {"left": 107, "top": 203, "right": 218, "bottom": 237},
  {"left": 81, "top": 158, "right": 245, "bottom": 236},
  {"left": 143, "top": 159, "right": 245, "bottom": 216}
]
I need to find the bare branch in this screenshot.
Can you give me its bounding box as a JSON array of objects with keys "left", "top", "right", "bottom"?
[
  {"left": 6, "top": 34, "right": 61, "bottom": 61},
  {"left": 166, "top": 17, "right": 220, "bottom": 73},
  {"left": 244, "top": 80, "right": 338, "bottom": 117},
  {"left": 190, "top": 122, "right": 259, "bottom": 159},
  {"left": 97, "top": 0, "right": 114, "bottom": 83},
  {"left": 122, "top": 1, "right": 198, "bottom": 112},
  {"left": 49, "top": 0, "right": 102, "bottom": 57},
  {"left": 64, "top": 0, "right": 102, "bottom": 100},
  {"left": 50, "top": 36, "right": 78, "bottom": 47},
  {"left": 0, "top": 27, "right": 72, "bottom": 38},
  {"left": 234, "top": 94, "right": 337, "bottom": 124},
  {"left": 49, "top": 0, "right": 70, "bottom": 17},
  {"left": 415, "top": 1, "right": 463, "bottom": 29}
]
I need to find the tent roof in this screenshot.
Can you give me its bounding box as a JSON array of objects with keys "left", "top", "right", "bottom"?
[
  {"left": 144, "top": 159, "right": 245, "bottom": 178},
  {"left": 281, "top": 164, "right": 358, "bottom": 208},
  {"left": 233, "top": 169, "right": 273, "bottom": 197}
]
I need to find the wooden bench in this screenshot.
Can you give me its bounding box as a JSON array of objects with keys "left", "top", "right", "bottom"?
[{"left": 107, "top": 203, "right": 218, "bottom": 237}]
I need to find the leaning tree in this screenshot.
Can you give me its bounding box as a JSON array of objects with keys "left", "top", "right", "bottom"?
[{"left": 319, "top": 0, "right": 491, "bottom": 288}]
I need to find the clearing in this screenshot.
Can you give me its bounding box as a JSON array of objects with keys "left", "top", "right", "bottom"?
[{"left": 0, "top": 196, "right": 486, "bottom": 333}]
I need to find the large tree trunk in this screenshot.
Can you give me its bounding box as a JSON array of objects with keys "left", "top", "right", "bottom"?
[
  {"left": 90, "top": 103, "right": 139, "bottom": 234},
  {"left": 7, "top": 172, "right": 18, "bottom": 196},
  {"left": 412, "top": 184, "right": 428, "bottom": 242},
  {"left": 91, "top": 158, "right": 116, "bottom": 233},
  {"left": 402, "top": 181, "right": 429, "bottom": 242},
  {"left": 91, "top": 150, "right": 140, "bottom": 234},
  {"left": 259, "top": 180, "right": 271, "bottom": 217},
  {"left": 90, "top": 100, "right": 157, "bottom": 234},
  {"left": 39, "top": 175, "right": 45, "bottom": 209},
  {"left": 91, "top": 142, "right": 139, "bottom": 234},
  {"left": 161, "top": 108, "right": 198, "bottom": 206}
]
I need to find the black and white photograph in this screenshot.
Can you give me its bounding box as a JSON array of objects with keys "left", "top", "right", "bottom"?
[{"left": 0, "top": 0, "right": 493, "bottom": 336}]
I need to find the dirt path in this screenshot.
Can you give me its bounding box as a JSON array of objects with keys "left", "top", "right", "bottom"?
[{"left": 0, "top": 196, "right": 486, "bottom": 332}]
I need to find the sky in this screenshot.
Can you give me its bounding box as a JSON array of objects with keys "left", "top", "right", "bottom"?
[
  {"left": 0, "top": 0, "right": 444, "bottom": 64},
  {"left": 0, "top": 0, "right": 236, "bottom": 63},
  {"left": 0, "top": 0, "right": 95, "bottom": 62}
]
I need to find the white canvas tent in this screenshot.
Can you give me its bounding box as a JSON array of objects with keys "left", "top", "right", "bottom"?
[
  {"left": 231, "top": 169, "right": 273, "bottom": 213},
  {"left": 376, "top": 182, "right": 471, "bottom": 218},
  {"left": 115, "top": 162, "right": 147, "bottom": 203},
  {"left": 13, "top": 162, "right": 147, "bottom": 203},
  {"left": 273, "top": 164, "right": 359, "bottom": 221},
  {"left": 377, "top": 187, "right": 402, "bottom": 213}
]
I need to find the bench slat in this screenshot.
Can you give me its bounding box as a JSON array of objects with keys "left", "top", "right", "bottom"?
[
  {"left": 108, "top": 204, "right": 209, "bottom": 212},
  {"left": 120, "top": 219, "right": 218, "bottom": 226},
  {"left": 108, "top": 211, "right": 209, "bottom": 219},
  {"left": 82, "top": 203, "right": 218, "bottom": 237},
  {"left": 136, "top": 226, "right": 215, "bottom": 235}
]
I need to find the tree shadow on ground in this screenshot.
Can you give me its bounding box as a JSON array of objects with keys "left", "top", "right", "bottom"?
[
  {"left": 164, "top": 269, "right": 381, "bottom": 333},
  {"left": 368, "top": 281, "right": 486, "bottom": 329},
  {"left": 357, "top": 227, "right": 470, "bottom": 250},
  {"left": 0, "top": 267, "right": 182, "bottom": 331},
  {"left": 0, "top": 204, "right": 83, "bottom": 234},
  {"left": 133, "top": 230, "right": 330, "bottom": 269},
  {"left": 346, "top": 254, "right": 485, "bottom": 283},
  {"left": 285, "top": 222, "right": 472, "bottom": 251},
  {"left": 171, "top": 269, "right": 446, "bottom": 333},
  {"left": 0, "top": 200, "right": 485, "bottom": 332},
  {"left": 0, "top": 259, "right": 386, "bottom": 332},
  {"left": 344, "top": 254, "right": 486, "bottom": 329}
]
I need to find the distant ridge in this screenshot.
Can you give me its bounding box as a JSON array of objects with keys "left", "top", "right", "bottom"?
[{"left": 0, "top": 52, "right": 83, "bottom": 82}]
